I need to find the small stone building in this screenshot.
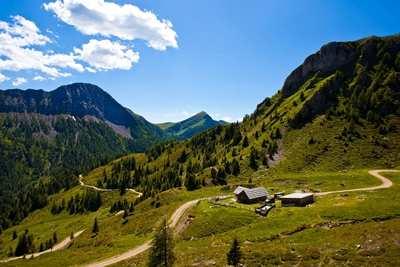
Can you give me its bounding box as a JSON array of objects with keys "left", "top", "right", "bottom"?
[
  {"left": 280, "top": 192, "right": 314, "bottom": 207},
  {"left": 234, "top": 186, "right": 268, "bottom": 204}
]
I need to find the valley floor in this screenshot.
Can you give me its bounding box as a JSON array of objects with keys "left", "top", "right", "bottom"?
[{"left": 1, "top": 170, "right": 400, "bottom": 266}]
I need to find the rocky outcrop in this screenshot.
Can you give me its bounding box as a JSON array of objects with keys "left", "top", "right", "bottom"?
[{"left": 281, "top": 41, "right": 357, "bottom": 97}]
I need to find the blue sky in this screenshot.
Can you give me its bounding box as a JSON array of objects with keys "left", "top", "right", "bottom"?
[{"left": 0, "top": 0, "right": 399, "bottom": 123}]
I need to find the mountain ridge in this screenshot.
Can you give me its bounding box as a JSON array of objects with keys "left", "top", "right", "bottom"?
[
  {"left": 0, "top": 83, "right": 164, "bottom": 150},
  {"left": 0, "top": 83, "right": 227, "bottom": 146},
  {"left": 159, "top": 111, "right": 227, "bottom": 140}
]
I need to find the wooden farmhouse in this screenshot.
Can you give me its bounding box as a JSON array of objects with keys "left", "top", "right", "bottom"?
[{"left": 234, "top": 186, "right": 268, "bottom": 204}]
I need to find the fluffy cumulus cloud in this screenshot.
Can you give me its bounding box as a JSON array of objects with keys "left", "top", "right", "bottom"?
[
  {"left": 0, "top": 15, "right": 82, "bottom": 78},
  {"left": 0, "top": 1, "right": 177, "bottom": 83},
  {"left": 0, "top": 15, "right": 141, "bottom": 81},
  {"left": 74, "top": 39, "right": 139, "bottom": 71},
  {"left": 44, "top": 0, "right": 178, "bottom": 51},
  {"left": 0, "top": 15, "right": 50, "bottom": 47},
  {"left": 12, "top": 77, "right": 27, "bottom": 86}
]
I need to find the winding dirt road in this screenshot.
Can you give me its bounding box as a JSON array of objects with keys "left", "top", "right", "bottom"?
[
  {"left": 0, "top": 230, "right": 85, "bottom": 263},
  {"left": 315, "top": 169, "right": 398, "bottom": 196},
  {"left": 84, "top": 240, "right": 152, "bottom": 267},
  {"left": 79, "top": 175, "right": 143, "bottom": 197},
  {"left": 83, "top": 196, "right": 229, "bottom": 267}
]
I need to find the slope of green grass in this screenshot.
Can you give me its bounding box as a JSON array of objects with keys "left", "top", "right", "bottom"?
[
  {"left": 172, "top": 171, "right": 400, "bottom": 266},
  {"left": 0, "top": 183, "right": 222, "bottom": 266}
]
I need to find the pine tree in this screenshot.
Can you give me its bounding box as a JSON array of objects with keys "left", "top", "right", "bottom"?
[
  {"left": 227, "top": 238, "right": 241, "bottom": 267},
  {"left": 231, "top": 159, "right": 240, "bottom": 176},
  {"left": 92, "top": 218, "right": 99, "bottom": 234},
  {"left": 15, "top": 230, "right": 35, "bottom": 256},
  {"left": 242, "top": 136, "right": 249, "bottom": 148},
  {"left": 185, "top": 172, "right": 199, "bottom": 191},
  {"left": 53, "top": 232, "right": 58, "bottom": 244},
  {"left": 249, "top": 148, "right": 258, "bottom": 170},
  {"left": 148, "top": 219, "right": 175, "bottom": 267},
  {"left": 12, "top": 230, "right": 17, "bottom": 240},
  {"left": 123, "top": 209, "right": 129, "bottom": 219}
]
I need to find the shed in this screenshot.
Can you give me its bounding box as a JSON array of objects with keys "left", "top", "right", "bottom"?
[
  {"left": 234, "top": 186, "right": 268, "bottom": 204},
  {"left": 280, "top": 192, "right": 314, "bottom": 207}
]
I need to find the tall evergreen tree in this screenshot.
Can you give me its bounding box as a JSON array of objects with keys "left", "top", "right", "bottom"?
[
  {"left": 15, "top": 230, "right": 35, "bottom": 256},
  {"left": 53, "top": 232, "right": 58, "bottom": 244},
  {"left": 227, "top": 238, "right": 242, "bottom": 267},
  {"left": 249, "top": 148, "right": 258, "bottom": 170},
  {"left": 242, "top": 136, "right": 249, "bottom": 148},
  {"left": 92, "top": 218, "right": 99, "bottom": 234},
  {"left": 12, "top": 230, "right": 17, "bottom": 240},
  {"left": 184, "top": 172, "right": 199, "bottom": 191},
  {"left": 148, "top": 219, "right": 175, "bottom": 267}
]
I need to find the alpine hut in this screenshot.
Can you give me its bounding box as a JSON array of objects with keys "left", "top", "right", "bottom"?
[{"left": 234, "top": 186, "right": 268, "bottom": 204}]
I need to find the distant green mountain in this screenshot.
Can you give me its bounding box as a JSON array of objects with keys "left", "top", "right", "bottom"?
[
  {"left": 160, "top": 111, "right": 228, "bottom": 140},
  {"left": 0, "top": 83, "right": 164, "bottom": 151}
]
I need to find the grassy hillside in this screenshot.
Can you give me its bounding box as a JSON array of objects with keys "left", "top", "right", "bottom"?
[{"left": 2, "top": 170, "right": 399, "bottom": 266}]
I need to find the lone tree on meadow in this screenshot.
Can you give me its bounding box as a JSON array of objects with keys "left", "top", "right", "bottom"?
[
  {"left": 148, "top": 218, "right": 175, "bottom": 267},
  {"left": 227, "top": 238, "right": 242, "bottom": 267},
  {"left": 92, "top": 217, "right": 99, "bottom": 234}
]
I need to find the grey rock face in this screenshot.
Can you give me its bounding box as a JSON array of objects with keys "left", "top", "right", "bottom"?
[{"left": 281, "top": 42, "right": 357, "bottom": 97}]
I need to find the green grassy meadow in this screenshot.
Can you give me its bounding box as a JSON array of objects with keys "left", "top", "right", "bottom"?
[{"left": 2, "top": 170, "right": 399, "bottom": 266}]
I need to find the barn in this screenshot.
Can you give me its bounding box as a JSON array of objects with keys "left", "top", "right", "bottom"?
[
  {"left": 234, "top": 186, "right": 268, "bottom": 204},
  {"left": 280, "top": 192, "right": 314, "bottom": 207}
]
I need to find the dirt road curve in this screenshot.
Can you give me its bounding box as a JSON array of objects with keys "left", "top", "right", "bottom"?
[
  {"left": 0, "top": 230, "right": 85, "bottom": 263},
  {"left": 316, "top": 169, "right": 398, "bottom": 196},
  {"left": 79, "top": 175, "right": 143, "bottom": 197},
  {"left": 84, "top": 241, "right": 152, "bottom": 267},
  {"left": 83, "top": 196, "right": 229, "bottom": 267}
]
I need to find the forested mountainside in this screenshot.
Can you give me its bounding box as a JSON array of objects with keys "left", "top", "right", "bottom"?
[
  {"left": 0, "top": 83, "right": 227, "bottom": 230},
  {"left": 161, "top": 111, "right": 227, "bottom": 140},
  {"left": 100, "top": 35, "right": 400, "bottom": 198},
  {"left": 0, "top": 83, "right": 163, "bottom": 150},
  {"left": 0, "top": 113, "right": 133, "bottom": 229}
]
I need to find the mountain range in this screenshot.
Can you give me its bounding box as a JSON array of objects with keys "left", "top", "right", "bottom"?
[
  {"left": 0, "top": 83, "right": 225, "bottom": 228},
  {"left": 0, "top": 83, "right": 225, "bottom": 149}
]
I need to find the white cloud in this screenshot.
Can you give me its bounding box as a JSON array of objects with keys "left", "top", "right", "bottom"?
[
  {"left": 44, "top": 0, "right": 178, "bottom": 50},
  {"left": 33, "top": 75, "right": 46, "bottom": 81},
  {"left": 212, "top": 113, "right": 239, "bottom": 123},
  {"left": 12, "top": 77, "right": 27, "bottom": 86},
  {"left": 0, "top": 3, "right": 175, "bottom": 82},
  {"left": 0, "top": 15, "right": 83, "bottom": 78},
  {"left": 0, "top": 15, "right": 50, "bottom": 47},
  {"left": 0, "top": 73, "right": 9, "bottom": 83},
  {"left": 74, "top": 39, "right": 139, "bottom": 71}
]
